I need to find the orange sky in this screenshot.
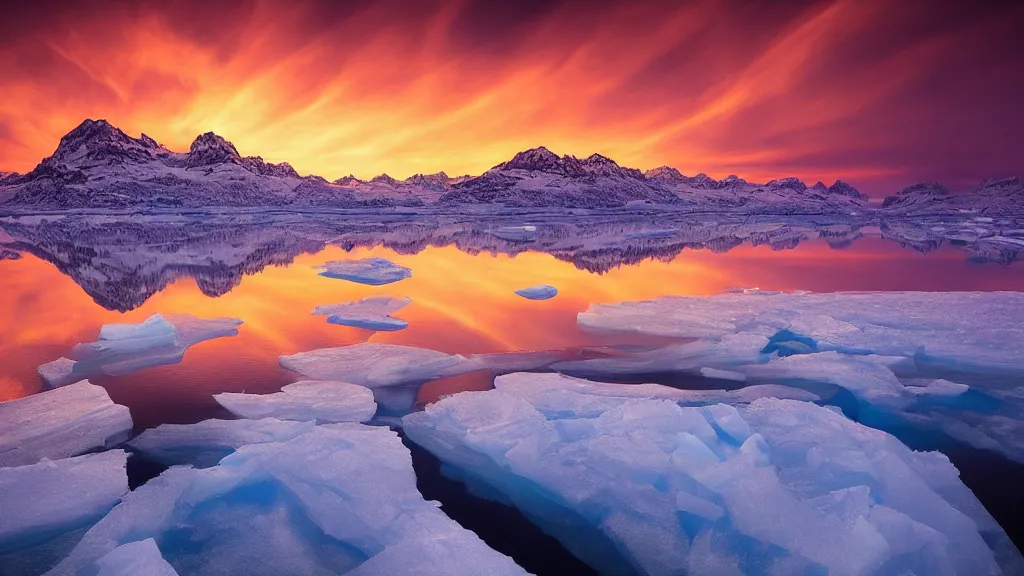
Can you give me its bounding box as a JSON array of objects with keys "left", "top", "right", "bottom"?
[{"left": 1, "top": 0, "right": 1022, "bottom": 194}]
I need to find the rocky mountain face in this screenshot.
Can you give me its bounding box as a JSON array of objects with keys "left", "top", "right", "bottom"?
[
  {"left": 1, "top": 119, "right": 1017, "bottom": 214},
  {"left": 881, "top": 178, "right": 1024, "bottom": 216},
  {"left": 0, "top": 120, "right": 381, "bottom": 209}
]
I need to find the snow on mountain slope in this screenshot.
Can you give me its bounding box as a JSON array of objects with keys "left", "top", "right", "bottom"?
[{"left": 881, "top": 177, "right": 1024, "bottom": 216}]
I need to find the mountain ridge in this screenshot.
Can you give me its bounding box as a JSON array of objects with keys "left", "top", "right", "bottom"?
[{"left": 0, "top": 119, "right": 1019, "bottom": 213}]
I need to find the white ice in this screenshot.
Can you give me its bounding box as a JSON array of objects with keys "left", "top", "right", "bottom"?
[
  {"left": 316, "top": 257, "right": 412, "bottom": 285},
  {"left": 0, "top": 381, "right": 132, "bottom": 467},
  {"left": 129, "top": 418, "right": 315, "bottom": 467},
  {"left": 514, "top": 285, "right": 558, "bottom": 300},
  {"left": 49, "top": 424, "right": 529, "bottom": 576},
  {"left": 574, "top": 291, "right": 1024, "bottom": 463},
  {"left": 38, "top": 313, "right": 243, "bottom": 388},
  {"left": 94, "top": 539, "right": 179, "bottom": 576},
  {"left": 0, "top": 451, "right": 128, "bottom": 574},
  {"left": 491, "top": 225, "right": 538, "bottom": 242},
  {"left": 312, "top": 296, "right": 411, "bottom": 331},
  {"left": 403, "top": 374, "right": 1023, "bottom": 576},
  {"left": 215, "top": 381, "right": 377, "bottom": 424}
]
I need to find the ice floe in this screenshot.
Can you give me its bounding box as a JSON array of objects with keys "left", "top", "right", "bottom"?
[
  {"left": 129, "top": 418, "right": 315, "bottom": 468},
  {"left": 573, "top": 291, "right": 1024, "bottom": 463},
  {"left": 491, "top": 225, "right": 538, "bottom": 242},
  {"left": 0, "top": 381, "right": 132, "bottom": 467},
  {"left": 0, "top": 451, "right": 129, "bottom": 576},
  {"left": 404, "top": 374, "right": 1024, "bottom": 576},
  {"left": 514, "top": 285, "right": 558, "bottom": 300},
  {"left": 279, "top": 343, "right": 564, "bottom": 413},
  {"left": 215, "top": 380, "right": 377, "bottom": 424},
  {"left": 93, "top": 539, "right": 179, "bottom": 576},
  {"left": 312, "top": 296, "right": 411, "bottom": 331},
  {"left": 49, "top": 424, "right": 529, "bottom": 576},
  {"left": 316, "top": 257, "right": 412, "bottom": 285},
  {"left": 37, "top": 313, "right": 243, "bottom": 388}
]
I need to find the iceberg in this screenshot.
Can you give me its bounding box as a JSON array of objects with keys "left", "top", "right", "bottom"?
[
  {"left": 49, "top": 424, "right": 529, "bottom": 576},
  {"left": 0, "top": 451, "right": 129, "bottom": 576},
  {"left": 514, "top": 285, "right": 558, "bottom": 300},
  {"left": 129, "top": 418, "right": 316, "bottom": 467},
  {"left": 215, "top": 381, "right": 377, "bottom": 424},
  {"left": 93, "top": 539, "right": 179, "bottom": 576},
  {"left": 37, "top": 313, "right": 243, "bottom": 388},
  {"left": 312, "top": 296, "right": 411, "bottom": 332},
  {"left": 0, "top": 381, "right": 132, "bottom": 467},
  {"left": 403, "top": 374, "right": 1023, "bottom": 576},
  {"left": 491, "top": 225, "right": 538, "bottom": 242},
  {"left": 316, "top": 257, "right": 412, "bottom": 285}
]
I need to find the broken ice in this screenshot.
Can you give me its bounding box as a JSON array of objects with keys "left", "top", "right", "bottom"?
[
  {"left": 312, "top": 296, "right": 411, "bottom": 331},
  {"left": 0, "top": 381, "right": 132, "bottom": 467},
  {"left": 514, "top": 285, "right": 558, "bottom": 300},
  {"left": 316, "top": 257, "right": 412, "bottom": 285},
  {"left": 93, "top": 539, "right": 179, "bottom": 576},
  {"left": 50, "top": 424, "right": 528, "bottom": 576},
  {"left": 37, "top": 313, "right": 243, "bottom": 388},
  {"left": 403, "top": 373, "right": 1023, "bottom": 575},
  {"left": 215, "top": 380, "right": 377, "bottom": 424},
  {"left": 0, "top": 451, "right": 129, "bottom": 576},
  {"left": 129, "top": 418, "right": 315, "bottom": 467},
  {"left": 572, "top": 291, "right": 1024, "bottom": 463}
]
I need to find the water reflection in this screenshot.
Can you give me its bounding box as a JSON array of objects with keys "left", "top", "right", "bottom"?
[{"left": 1, "top": 213, "right": 1024, "bottom": 417}]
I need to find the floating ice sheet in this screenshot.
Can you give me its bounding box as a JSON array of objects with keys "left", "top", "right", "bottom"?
[
  {"left": 0, "top": 451, "right": 128, "bottom": 575},
  {"left": 50, "top": 424, "right": 528, "bottom": 576},
  {"left": 491, "top": 225, "right": 538, "bottom": 242},
  {"left": 93, "top": 539, "right": 179, "bottom": 576},
  {"left": 0, "top": 381, "right": 132, "bottom": 467},
  {"left": 404, "top": 374, "right": 1023, "bottom": 576},
  {"left": 215, "top": 381, "right": 377, "bottom": 424},
  {"left": 129, "top": 418, "right": 315, "bottom": 468},
  {"left": 312, "top": 296, "right": 411, "bottom": 331},
  {"left": 316, "top": 257, "right": 412, "bottom": 285},
  {"left": 514, "top": 285, "right": 558, "bottom": 300},
  {"left": 37, "top": 313, "right": 243, "bottom": 388}
]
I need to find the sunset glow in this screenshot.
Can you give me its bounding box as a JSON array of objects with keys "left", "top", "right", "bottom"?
[{"left": 2, "top": 0, "right": 1022, "bottom": 195}]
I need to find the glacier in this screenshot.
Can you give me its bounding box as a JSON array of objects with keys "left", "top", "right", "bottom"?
[
  {"left": 570, "top": 291, "right": 1024, "bottom": 463},
  {"left": 316, "top": 257, "right": 412, "bottom": 285},
  {"left": 0, "top": 451, "right": 129, "bottom": 576},
  {"left": 514, "top": 285, "right": 558, "bottom": 300},
  {"left": 312, "top": 296, "right": 411, "bottom": 331},
  {"left": 37, "top": 313, "right": 243, "bottom": 388},
  {"left": 128, "top": 418, "right": 316, "bottom": 468},
  {"left": 215, "top": 380, "right": 377, "bottom": 424},
  {"left": 403, "top": 372, "right": 1024, "bottom": 576},
  {"left": 48, "top": 423, "right": 529, "bottom": 576},
  {"left": 0, "top": 381, "right": 132, "bottom": 467}
]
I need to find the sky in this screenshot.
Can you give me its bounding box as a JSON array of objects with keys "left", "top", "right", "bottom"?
[{"left": 0, "top": 0, "right": 1022, "bottom": 196}]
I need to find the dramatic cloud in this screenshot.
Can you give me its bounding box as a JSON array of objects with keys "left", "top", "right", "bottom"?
[{"left": 0, "top": 0, "right": 1021, "bottom": 195}]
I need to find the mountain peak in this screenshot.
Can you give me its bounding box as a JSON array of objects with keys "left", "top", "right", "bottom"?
[
  {"left": 828, "top": 180, "right": 867, "bottom": 201},
  {"left": 645, "top": 166, "right": 685, "bottom": 181},
  {"left": 499, "top": 146, "right": 562, "bottom": 172},
  {"left": 583, "top": 153, "right": 618, "bottom": 166},
  {"left": 186, "top": 132, "right": 242, "bottom": 168},
  {"left": 370, "top": 173, "right": 400, "bottom": 185}
]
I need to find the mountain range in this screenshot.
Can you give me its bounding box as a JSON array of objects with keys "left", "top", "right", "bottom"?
[{"left": 0, "top": 119, "right": 1020, "bottom": 214}]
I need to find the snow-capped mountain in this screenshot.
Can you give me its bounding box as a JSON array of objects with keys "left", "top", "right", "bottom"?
[
  {"left": 439, "top": 147, "right": 679, "bottom": 208},
  {"left": 881, "top": 177, "right": 1024, "bottom": 216},
  {"left": 644, "top": 167, "right": 870, "bottom": 215},
  {"left": 331, "top": 171, "right": 461, "bottom": 203},
  {"left": 0, "top": 119, "right": 382, "bottom": 209}
]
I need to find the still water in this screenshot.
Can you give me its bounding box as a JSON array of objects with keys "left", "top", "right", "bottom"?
[{"left": 3, "top": 233, "right": 1024, "bottom": 430}]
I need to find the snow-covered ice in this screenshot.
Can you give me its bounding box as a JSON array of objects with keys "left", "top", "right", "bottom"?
[
  {"left": 49, "top": 424, "right": 529, "bottom": 576},
  {"left": 0, "top": 451, "right": 128, "bottom": 575},
  {"left": 37, "top": 313, "right": 243, "bottom": 388},
  {"left": 316, "top": 257, "right": 412, "bottom": 285},
  {"left": 514, "top": 285, "right": 558, "bottom": 300},
  {"left": 312, "top": 296, "right": 411, "bottom": 331},
  {"left": 404, "top": 374, "right": 1023, "bottom": 576},
  {"left": 0, "top": 381, "right": 132, "bottom": 467},
  {"left": 215, "top": 380, "right": 377, "bottom": 423},
  {"left": 93, "top": 539, "right": 179, "bottom": 576},
  {"left": 129, "top": 418, "right": 315, "bottom": 467},
  {"left": 573, "top": 291, "right": 1024, "bottom": 463}
]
